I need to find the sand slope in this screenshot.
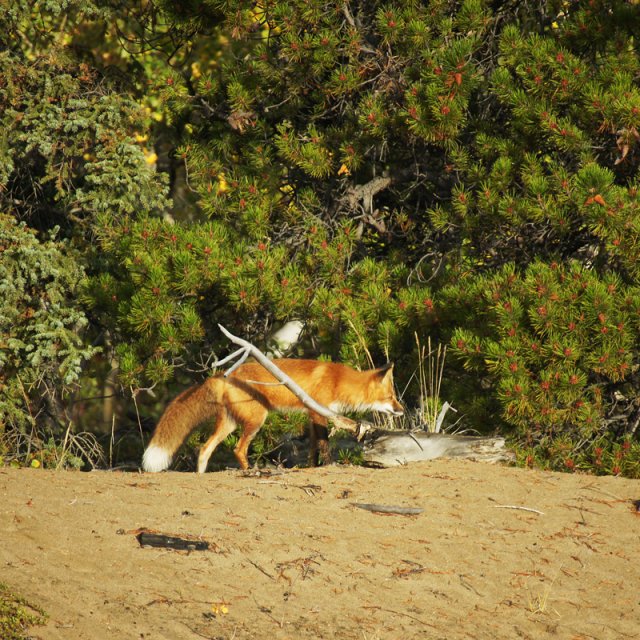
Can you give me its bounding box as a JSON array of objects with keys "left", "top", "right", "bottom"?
[{"left": 1, "top": 460, "right": 639, "bottom": 639}]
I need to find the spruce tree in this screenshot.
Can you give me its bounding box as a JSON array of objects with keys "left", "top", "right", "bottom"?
[
  {"left": 440, "top": 2, "right": 640, "bottom": 453},
  {"left": 0, "top": 215, "right": 98, "bottom": 458},
  {"left": 0, "top": 0, "right": 170, "bottom": 453}
]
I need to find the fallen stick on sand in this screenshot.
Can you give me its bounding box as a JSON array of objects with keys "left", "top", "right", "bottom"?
[
  {"left": 492, "top": 504, "right": 544, "bottom": 515},
  {"left": 136, "top": 532, "right": 209, "bottom": 551},
  {"left": 352, "top": 503, "right": 424, "bottom": 515}
]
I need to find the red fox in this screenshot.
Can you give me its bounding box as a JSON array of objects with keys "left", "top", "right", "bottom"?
[{"left": 142, "top": 359, "right": 403, "bottom": 473}]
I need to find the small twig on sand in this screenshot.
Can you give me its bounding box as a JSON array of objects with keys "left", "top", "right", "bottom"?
[
  {"left": 247, "top": 559, "right": 276, "bottom": 581},
  {"left": 493, "top": 505, "right": 545, "bottom": 515},
  {"left": 257, "top": 480, "right": 322, "bottom": 496},
  {"left": 363, "top": 605, "right": 436, "bottom": 628},
  {"left": 582, "top": 483, "right": 624, "bottom": 501}
]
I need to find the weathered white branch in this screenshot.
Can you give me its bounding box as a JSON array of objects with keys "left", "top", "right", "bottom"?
[
  {"left": 222, "top": 346, "right": 251, "bottom": 376},
  {"left": 211, "top": 346, "right": 247, "bottom": 369},
  {"left": 492, "top": 505, "right": 544, "bottom": 515},
  {"left": 434, "top": 401, "right": 455, "bottom": 433}
]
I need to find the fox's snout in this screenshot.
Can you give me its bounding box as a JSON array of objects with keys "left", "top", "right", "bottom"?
[
  {"left": 375, "top": 399, "right": 404, "bottom": 416},
  {"left": 388, "top": 402, "right": 404, "bottom": 417},
  {"left": 391, "top": 404, "right": 404, "bottom": 416},
  {"left": 373, "top": 363, "right": 404, "bottom": 418}
]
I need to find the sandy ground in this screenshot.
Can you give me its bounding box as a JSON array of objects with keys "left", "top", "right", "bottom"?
[{"left": 1, "top": 459, "right": 639, "bottom": 640}]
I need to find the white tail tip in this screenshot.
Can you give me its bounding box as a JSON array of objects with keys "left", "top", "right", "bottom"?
[{"left": 142, "top": 445, "right": 172, "bottom": 472}]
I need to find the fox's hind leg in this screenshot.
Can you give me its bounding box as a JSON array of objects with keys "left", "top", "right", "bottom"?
[
  {"left": 232, "top": 405, "right": 269, "bottom": 470},
  {"left": 309, "top": 412, "right": 331, "bottom": 467},
  {"left": 197, "top": 408, "right": 237, "bottom": 473}
]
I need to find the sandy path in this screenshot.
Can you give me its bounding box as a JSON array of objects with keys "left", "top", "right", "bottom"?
[{"left": 1, "top": 460, "right": 639, "bottom": 639}]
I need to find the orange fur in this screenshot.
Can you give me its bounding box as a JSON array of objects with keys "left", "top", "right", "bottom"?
[{"left": 142, "top": 359, "right": 403, "bottom": 473}]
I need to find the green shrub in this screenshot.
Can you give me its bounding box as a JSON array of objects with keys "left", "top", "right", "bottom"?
[
  {"left": 517, "top": 436, "right": 640, "bottom": 478},
  {"left": 448, "top": 261, "right": 640, "bottom": 440},
  {"left": 0, "top": 583, "right": 47, "bottom": 640},
  {"left": 0, "top": 215, "right": 99, "bottom": 462}
]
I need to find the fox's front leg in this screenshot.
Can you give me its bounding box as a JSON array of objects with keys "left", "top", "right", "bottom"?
[{"left": 308, "top": 413, "right": 331, "bottom": 467}]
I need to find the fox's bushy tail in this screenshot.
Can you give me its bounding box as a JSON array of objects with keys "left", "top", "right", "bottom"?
[{"left": 142, "top": 377, "right": 222, "bottom": 472}]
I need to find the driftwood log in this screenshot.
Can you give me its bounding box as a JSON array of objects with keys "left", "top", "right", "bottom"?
[
  {"left": 361, "top": 431, "right": 514, "bottom": 468},
  {"left": 136, "top": 531, "right": 209, "bottom": 551},
  {"left": 266, "top": 430, "right": 513, "bottom": 469},
  {"left": 352, "top": 503, "right": 424, "bottom": 515}
]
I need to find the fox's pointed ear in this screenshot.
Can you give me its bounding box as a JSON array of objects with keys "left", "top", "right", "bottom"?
[{"left": 375, "top": 362, "right": 394, "bottom": 376}]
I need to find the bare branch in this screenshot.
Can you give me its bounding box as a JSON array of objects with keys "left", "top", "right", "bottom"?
[
  {"left": 344, "top": 176, "right": 392, "bottom": 215},
  {"left": 210, "top": 346, "right": 247, "bottom": 369}
]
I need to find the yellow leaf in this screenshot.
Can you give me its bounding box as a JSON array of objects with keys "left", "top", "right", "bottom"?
[
  {"left": 338, "top": 163, "right": 351, "bottom": 176},
  {"left": 211, "top": 603, "right": 229, "bottom": 616},
  {"left": 217, "top": 174, "right": 229, "bottom": 194}
]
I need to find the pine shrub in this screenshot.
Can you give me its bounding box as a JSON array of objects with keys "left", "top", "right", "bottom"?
[{"left": 447, "top": 261, "right": 640, "bottom": 441}]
